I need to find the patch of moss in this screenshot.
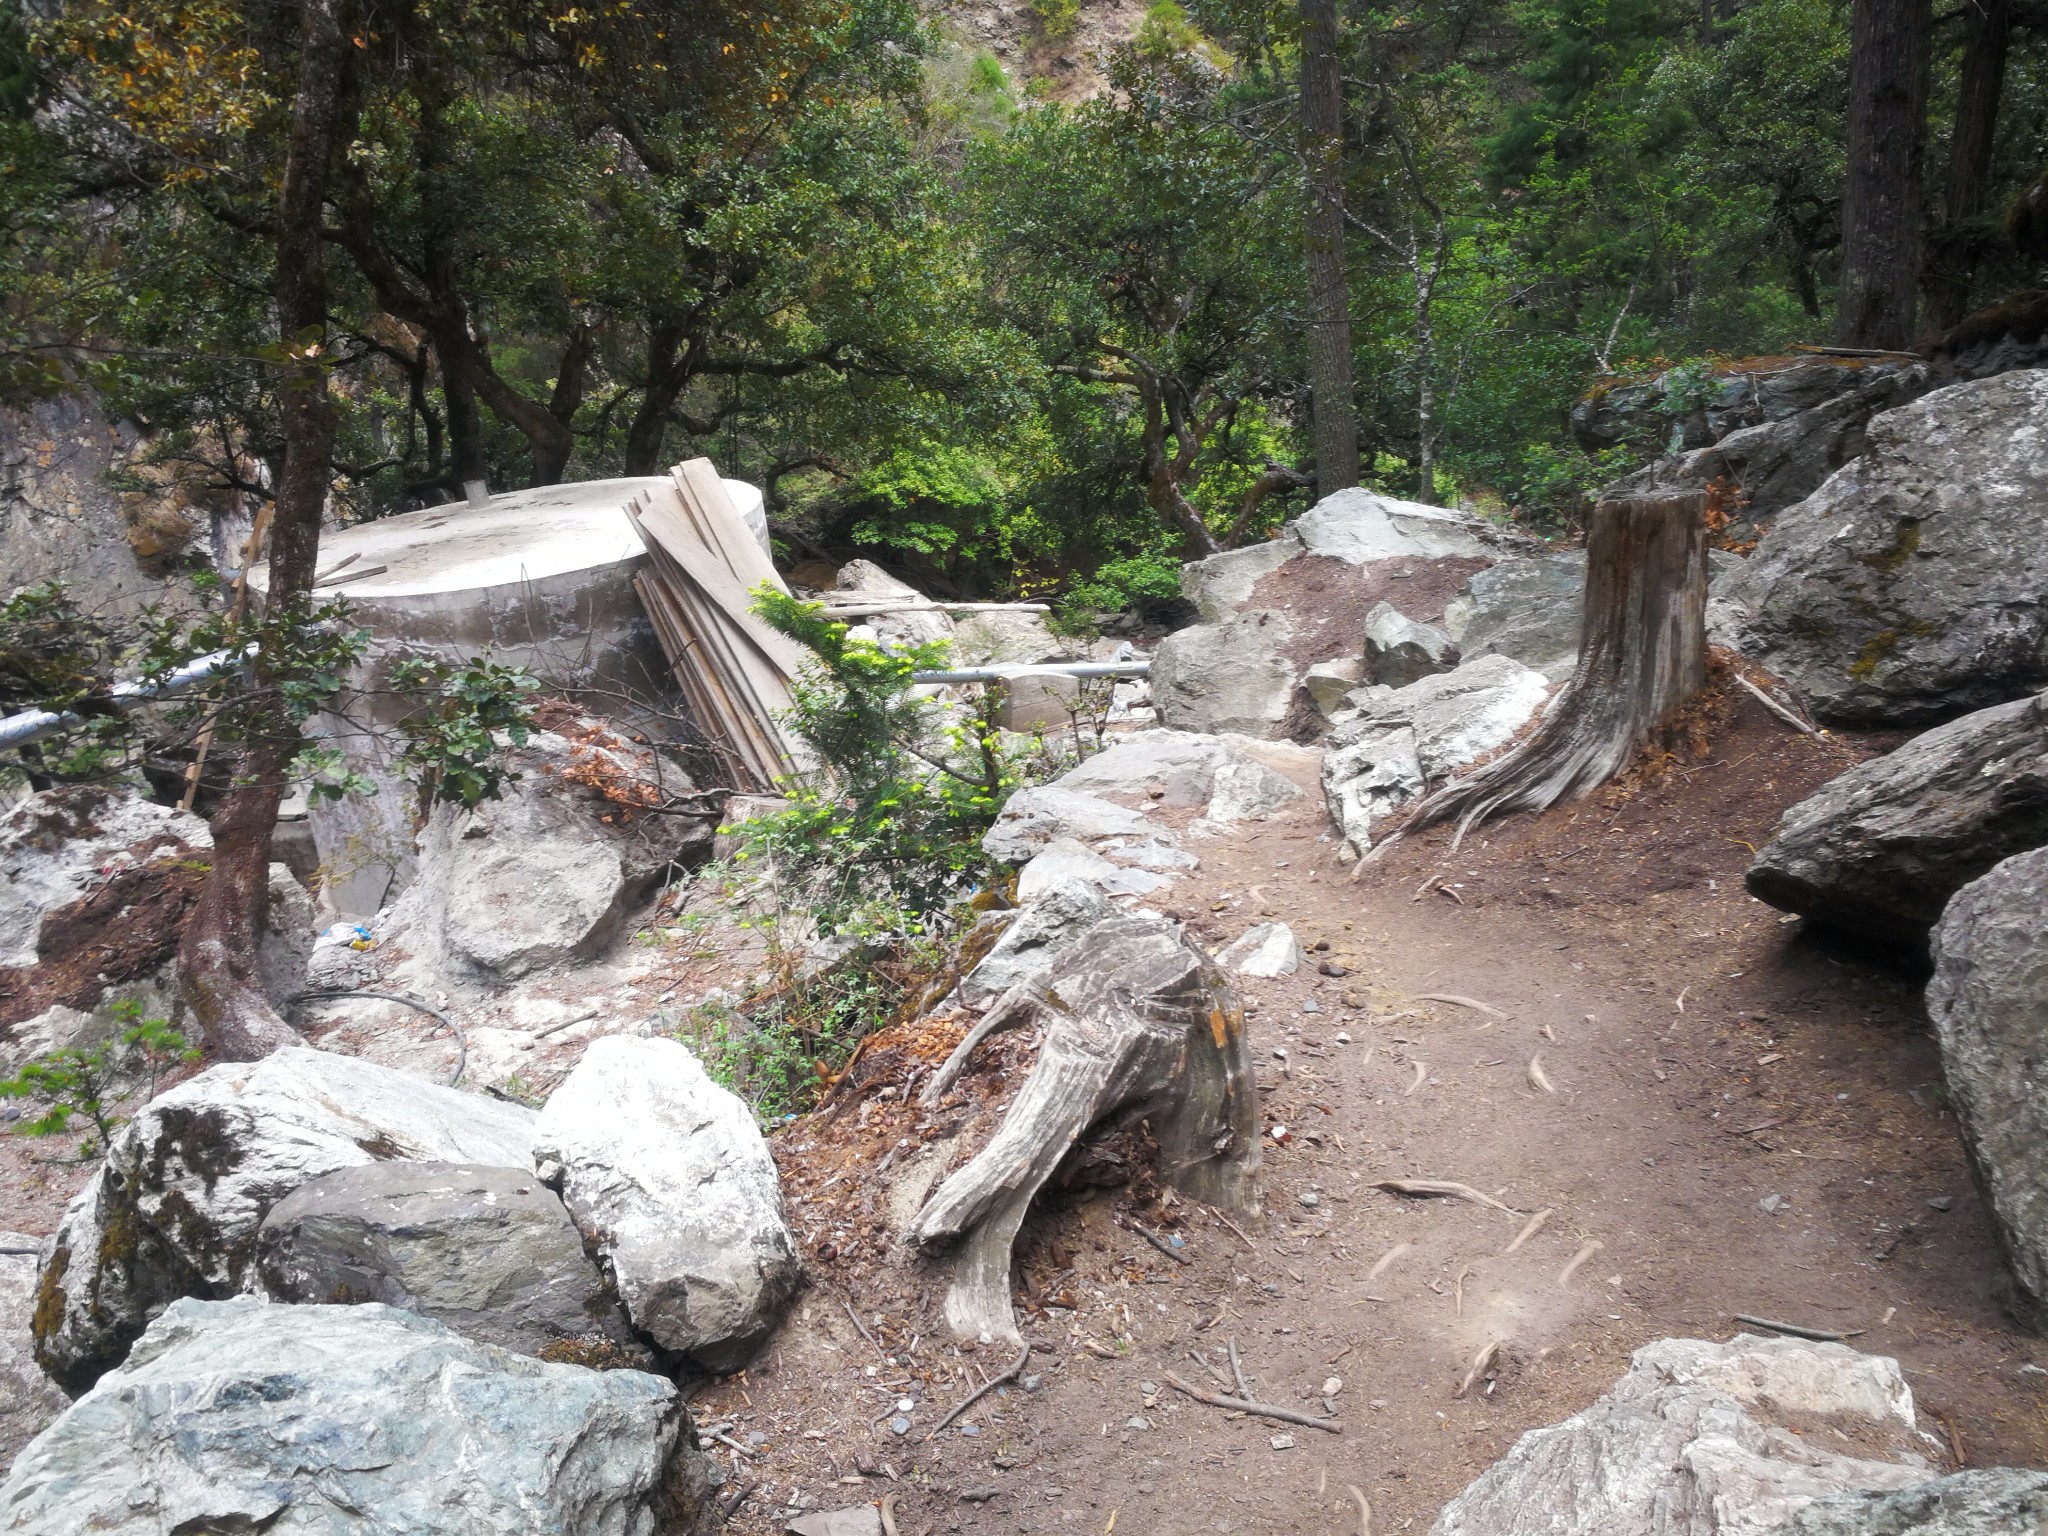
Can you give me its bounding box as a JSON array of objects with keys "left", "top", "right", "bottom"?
[
  {"left": 145, "top": 1105, "right": 244, "bottom": 1194},
  {"left": 1850, "top": 631, "right": 1901, "bottom": 678},
  {"left": 31, "top": 1243, "right": 69, "bottom": 1345},
  {"left": 1858, "top": 520, "right": 1923, "bottom": 574},
  {"left": 539, "top": 1336, "right": 645, "bottom": 1371}
]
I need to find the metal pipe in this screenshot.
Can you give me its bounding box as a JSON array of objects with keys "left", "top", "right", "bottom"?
[
  {"left": 0, "top": 647, "right": 250, "bottom": 752},
  {"left": 909, "top": 661, "right": 1150, "bottom": 684}
]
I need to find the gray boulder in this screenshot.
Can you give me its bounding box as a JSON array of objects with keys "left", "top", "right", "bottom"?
[
  {"left": 1150, "top": 609, "right": 1298, "bottom": 737},
  {"left": 1183, "top": 535, "right": 1303, "bottom": 623},
  {"left": 1713, "top": 370, "right": 2048, "bottom": 725},
  {"left": 950, "top": 609, "right": 1073, "bottom": 667},
  {"left": 1322, "top": 656, "right": 1552, "bottom": 853},
  {"left": 1363, "top": 601, "right": 1459, "bottom": 688},
  {"left": 1782, "top": 1468, "right": 2048, "bottom": 1535},
  {"left": 1429, "top": 1334, "right": 1931, "bottom": 1536},
  {"left": 0, "top": 788, "right": 210, "bottom": 971},
  {"left": 385, "top": 719, "right": 715, "bottom": 982},
  {"left": 1443, "top": 553, "right": 1586, "bottom": 682},
  {"left": 1303, "top": 657, "right": 1366, "bottom": 716},
  {"left": 254, "top": 1161, "right": 640, "bottom": 1362},
  {"left": 835, "top": 559, "right": 953, "bottom": 649},
  {"left": 1927, "top": 846, "right": 2048, "bottom": 1321},
  {"left": 1745, "top": 692, "right": 2048, "bottom": 946},
  {"left": 1054, "top": 730, "right": 1233, "bottom": 807},
  {"left": 1291, "top": 488, "right": 1494, "bottom": 564},
  {"left": 532, "top": 1036, "right": 800, "bottom": 1371},
  {"left": 0, "top": 1234, "right": 67, "bottom": 1470},
  {"left": 982, "top": 784, "right": 1158, "bottom": 864},
  {"left": 0, "top": 1297, "right": 719, "bottom": 1536},
  {"left": 958, "top": 879, "right": 1114, "bottom": 1004},
  {"left": 34, "top": 1047, "right": 536, "bottom": 1392}
]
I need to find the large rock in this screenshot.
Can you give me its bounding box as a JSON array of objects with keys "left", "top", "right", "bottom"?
[
  {"left": 385, "top": 718, "right": 715, "bottom": 982},
  {"left": 958, "top": 879, "right": 1114, "bottom": 1004},
  {"left": 1363, "top": 601, "right": 1459, "bottom": 688},
  {"left": 0, "top": 1297, "right": 719, "bottom": 1536},
  {"left": 1183, "top": 535, "right": 1304, "bottom": 624},
  {"left": 1322, "top": 655, "right": 1552, "bottom": 853},
  {"left": 982, "top": 784, "right": 1158, "bottom": 864},
  {"left": 0, "top": 1234, "right": 67, "bottom": 1470},
  {"left": 0, "top": 788, "right": 210, "bottom": 971},
  {"left": 531, "top": 1036, "right": 800, "bottom": 1370},
  {"left": 1442, "top": 553, "right": 1586, "bottom": 682},
  {"left": 1783, "top": 1468, "right": 2048, "bottom": 1534},
  {"left": 835, "top": 559, "right": 953, "bottom": 649},
  {"left": 1712, "top": 370, "right": 2048, "bottom": 725},
  {"left": 1292, "top": 488, "right": 1494, "bottom": 564},
  {"left": 1055, "top": 730, "right": 1234, "bottom": 808},
  {"left": 33, "top": 1047, "right": 536, "bottom": 1392},
  {"left": 1745, "top": 692, "right": 2048, "bottom": 946},
  {"left": 950, "top": 609, "right": 1073, "bottom": 667},
  {"left": 1150, "top": 609, "right": 1298, "bottom": 736},
  {"left": 254, "top": 1161, "right": 638, "bottom": 1361},
  {"left": 1926, "top": 846, "right": 2048, "bottom": 1321},
  {"left": 1428, "top": 1334, "right": 1932, "bottom": 1536}
]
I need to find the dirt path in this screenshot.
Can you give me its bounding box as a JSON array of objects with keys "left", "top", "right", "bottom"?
[{"left": 709, "top": 692, "right": 2048, "bottom": 1535}]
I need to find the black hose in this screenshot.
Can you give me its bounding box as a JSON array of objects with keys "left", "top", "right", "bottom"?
[{"left": 294, "top": 988, "right": 467, "bottom": 1087}]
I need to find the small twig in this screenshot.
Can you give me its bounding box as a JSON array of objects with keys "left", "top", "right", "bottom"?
[
  {"left": 925, "top": 1342, "right": 1031, "bottom": 1441},
  {"left": 1350, "top": 1485, "right": 1372, "bottom": 1536},
  {"left": 1454, "top": 1265, "right": 1471, "bottom": 1317},
  {"left": 1164, "top": 1373, "right": 1343, "bottom": 1433},
  {"left": 1226, "top": 1336, "right": 1254, "bottom": 1399},
  {"left": 1500, "top": 1208, "right": 1553, "bottom": 1256},
  {"left": 1734, "top": 674, "right": 1820, "bottom": 737},
  {"left": 533, "top": 1008, "right": 599, "bottom": 1041},
  {"left": 1412, "top": 874, "right": 1442, "bottom": 902},
  {"left": 845, "top": 1300, "right": 887, "bottom": 1358},
  {"left": 1413, "top": 993, "right": 1507, "bottom": 1020},
  {"left": 1205, "top": 1206, "right": 1258, "bottom": 1252},
  {"left": 1557, "top": 1239, "right": 1603, "bottom": 1289},
  {"left": 718, "top": 1482, "right": 756, "bottom": 1517},
  {"left": 1404, "top": 1060, "right": 1428, "bottom": 1096},
  {"left": 1527, "top": 1055, "right": 1556, "bottom": 1094},
  {"left": 1455, "top": 1339, "right": 1501, "bottom": 1398},
  {"left": 880, "top": 1491, "right": 902, "bottom": 1536},
  {"left": 1124, "top": 1217, "right": 1190, "bottom": 1266},
  {"left": 1366, "top": 1242, "right": 1412, "bottom": 1281},
  {"left": 1189, "top": 1349, "right": 1234, "bottom": 1391},
  {"left": 1375, "top": 1179, "right": 1520, "bottom": 1216},
  {"left": 709, "top": 1430, "right": 754, "bottom": 1458},
  {"left": 1199, "top": 1302, "right": 1229, "bottom": 1331},
  {"left": 1734, "top": 1313, "right": 1849, "bottom": 1343}
]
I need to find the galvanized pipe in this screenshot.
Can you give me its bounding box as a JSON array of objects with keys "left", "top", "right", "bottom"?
[{"left": 0, "top": 647, "right": 250, "bottom": 752}]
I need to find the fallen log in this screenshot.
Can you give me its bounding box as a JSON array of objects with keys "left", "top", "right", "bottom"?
[{"left": 906, "top": 913, "right": 1262, "bottom": 1344}]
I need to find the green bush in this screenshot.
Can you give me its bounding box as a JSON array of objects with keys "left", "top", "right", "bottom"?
[
  {"left": 1030, "top": 0, "right": 1080, "bottom": 41},
  {"left": 0, "top": 1000, "right": 199, "bottom": 1157}
]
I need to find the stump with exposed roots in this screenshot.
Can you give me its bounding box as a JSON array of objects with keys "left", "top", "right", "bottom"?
[{"left": 906, "top": 912, "right": 1262, "bottom": 1344}]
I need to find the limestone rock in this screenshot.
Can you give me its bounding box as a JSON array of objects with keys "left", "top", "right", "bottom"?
[
  {"left": 0, "top": 1297, "right": 719, "bottom": 1536},
  {"left": 1150, "top": 610, "right": 1298, "bottom": 737},
  {"left": 951, "top": 610, "right": 1073, "bottom": 667},
  {"left": 1782, "top": 1468, "right": 2048, "bottom": 1535},
  {"left": 982, "top": 785, "right": 1157, "bottom": 865},
  {"left": 1442, "top": 553, "right": 1586, "bottom": 682},
  {"left": 1056, "top": 731, "right": 1233, "bottom": 808},
  {"left": 257, "top": 861, "right": 316, "bottom": 1007},
  {"left": 958, "top": 879, "right": 1114, "bottom": 1004},
  {"left": 385, "top": 719, "right": 715, "bottom": 982},
  {"left": 1712, "top": 370, "right": 2048, "bottom": 724},
  {"left": 1363, "top": 601, "right": 1459, "bottom": 689},
  {"left": 1217, "top": 922, "right": 1301, "bottom": 978},
  {"left": 1182, "top": 533, "right": 1303, "bottom": 623},
  {"left": 0, "top": 788, "right": 211, "bottom": 971},
  {"left": 1290, "top": 489, "right": 1494, "bottom": 565},
  {"left": 532, "top": 1036, "right": 800, "bottom": 1371},
  {"left": 835, "top": 559, "right": 952, "bottom": 649},
  {"left": 1202, "top": 755, "right": 1304, "bottom": 824},
  {"left": 0, "top": 1234, "right": 67, "bottom": 1470},
  {"left": 787, "top": 1506, "right": 885, "bottom": 1536},
  {"left": 1304, "top": 658, "right": 1366, "bottom": 716},
  {"left": 254, "top": 1161, "right": 638, "bottom": 1361},
  {"left": 1926, "top": 847, "right": 2048, "bottom": 1320},
  {"left": 1745, "top": 692, "right": 2048, "bottom": 946},
  {"left": 1322, "top": 656, "right": 1552, "bottom": 852},
  {"left": 1017, "top": 837, "right": 1121, "bottom": 902},
  {"left": 33, "top": 1047, "right": 536, "bottom": 1392},
  {"left": 1428, "top": 1334, "right": 1931, "bottom": 1536}
]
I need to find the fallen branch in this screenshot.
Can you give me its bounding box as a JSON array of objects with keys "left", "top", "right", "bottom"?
[
  {"left": 1227, "top": 1336, "right": 1252, "bottom": 1399},
  {"left": 1527, "top": 1055, "right": 1556, "bottom": 1094},
  {"left": 1500, "top": 1207, "right": 1553, "bottom": 1256},
  {"left": 1123, "top": 1217, "right": 1190, "bottom": 1266},
  {"left": 845, "top": 1299, "right": 886, "bottom": 1358},
  {"left": 1375, "top": 1179, "right": 1520, "bottom": 1216},
  {"left": 718, "top": 1482, "right": 756, "bottom": 1518},
  {"left": 880, "top": 1491, "right": 901, "bottom": 1536},
  {"left": 925, "top": 1342, "right": 1032, "bottom": 1441},
  {"left": 1413, "top": 993, "right": 1508, "bottom": 1020},
  {"left": 1366, "top": 1242, "right": 1412, "bottom": 1280},
  {"left": 1557, "top": 1238, "right": 1603, "bottom": 1288},
  {"left": 1733, "top": 674, "right": 1820, "bottom": 737},
  {"left": 1455, "top": 1339, "right": 1501, "bottom": 1398},
  {"left": 1163, "top": 1372, "right": 1343, "bottom": 1434},
  {"left": 1734, "top": 1313, "right": 1850, "bottom": 1343},
  {"left": 1349, "top": 1485, "right": 1372, "bottom": 1536}
]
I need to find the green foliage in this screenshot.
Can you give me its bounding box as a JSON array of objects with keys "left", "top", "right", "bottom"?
[
  {"left": 0, "top": 1001, "right": 198, "bottom": 1157},
  {"left": 1030, "top": 0, "right": 1080, "bottom": 43},
  {"left": 386, "top": 656, "right": 540, "bottom": 809},
  {"left": 691, "top": 949, "right": 915, "bottom": 1121},
  {"left": 1057, "top": 552, "right": 1185, "bottom": 623}
]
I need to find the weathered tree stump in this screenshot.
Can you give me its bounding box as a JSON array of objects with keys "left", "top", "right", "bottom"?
[
  {"left": 907, "top": 912, "right": 1261, "bottom": 1343},
  {"left": 1384, "top": 491, "right": 1710, "bottom": 848}
]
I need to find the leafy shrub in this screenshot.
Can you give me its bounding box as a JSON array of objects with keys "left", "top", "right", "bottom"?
[
  {"left": 1057, "top": 552, "right": 1183, "bottom": 624},
  {"left": 387, "top": 655, "right": 540, "bottom": 808},
  {"left": 0, "top": 1000, "right": 199, "bottom": 1157},
  {"left": 1031, "top": 0, "right": 1080, "bottom": 41}
]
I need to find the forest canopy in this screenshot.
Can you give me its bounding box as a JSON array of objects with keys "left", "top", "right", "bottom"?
[{"left": 5, "top": 0, "right": 2044, "bottom": 603}]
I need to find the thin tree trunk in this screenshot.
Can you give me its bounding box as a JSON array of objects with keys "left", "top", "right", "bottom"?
[
  {"left": 1137, "top": 374, "right": 1222, "bottom": 558},
  {"left": 1925, "top": 0, "right": 2011, "bottom": 330},
  {"left": 624, "top": 320, "right": 687, "bottom": 476},
  {"left": 1836, "top": 0, "right": 1932, "bottom": 348},
  {"left": 1413, "top": 278, "right": 1436, "bottom": 502},
  {"left": 179, "top": 0, "right": 348, "bottom": 1062},
  {"left": 1373, "top": 492, "right": 1709, "bottom": 853},
  {"left": 1299, "top": 0, "right": 1357, "bottom": 494}
]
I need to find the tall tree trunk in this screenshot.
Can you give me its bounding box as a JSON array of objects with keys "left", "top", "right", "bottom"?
[
  {"left": 1371, "top": 492, "right": 1709, "bottom": 855},
  {"left": 1299, "top": 0, "right": 1357, "bottom": 494},
  {"left": 624, "top": 320, "right": 687, "bottom": 476},
  {"left": 1137, "top": 374, "right": 1222, "bottom": 558},
  {"left": 1836, "top": 0, "right": 1932, "bottom": 349},
  {"left": 1413, "top": 276, "right": 1436, "bottom": 502},
  {"left": 1926, "top": 0, "right": 2011, "bottom": 331},
  {"left": 533, "top": 321, "right": 596, "bottom": 484},
  {"left": 179, "top": 0, "right": 348, "bottom": 1062}
]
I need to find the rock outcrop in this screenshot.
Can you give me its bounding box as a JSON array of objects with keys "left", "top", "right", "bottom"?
[
  {"left": 1781, "top": 1468, "right": 2048, "bottom": 1534},
  {"left": 1442, "top": 553, "right": 1586, "bottom": 682},
  {"left": 532, "top": 1036, "right": 801, "bottom": 1370},
  {"left": 383, "top": 716, "right": 715, "bottom": 982},
  {"left": 1322, "top": 656, "right": 1552, "bottom": 854},
  {"left": 0, "top": 1297, "right": 720, "bottom": 1535},
  {"left": 1926, "top": 846, "right": 2048, "bottom": 1322},
  {"left": 1362, "top": 601, "right": 1459, "bottom": 688},
  {"left": 1150, "top": 609, "right": 1298, "bottom": 736},
  {"left": 255, "top": 1161, "right": 639, "bottom": 1362},
  {"left": 33, "top": 1047, "right": 536, "bottom": 1391},
  {"left": 0, "top": 1234, "right": 67, "bottom": 1469},
  {"left": 1429, "top": 1334, "right": 1933, "bottom": 1536},
  {"left": 1712, "top": 370, "right": 2048, "bottom": 725},
  {"left": 1745, "top": 692, "right": 2048, "bottom": 946}
]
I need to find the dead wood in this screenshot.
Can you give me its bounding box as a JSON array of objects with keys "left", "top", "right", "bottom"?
[
  {"left": 1378, "top": 492, "right": 1710, "bottom": 851},
  {"left": 925, "top": 1341, "right": 1032, "bottom": 1440},
  {"left": 1374, "top": 1179, "right": 1520, "bottom": 1216},
  {"left": 1500, "top": 1207, "right": 1553, "bottom": 1255},
  {"left": 907, "top": 913, "right": 1261, "bottom": 1344},
  {"left": 1455, "top": 1339, "right": 1501, "bottom": 1398},
  {"left": 1163, "top": 1372, "right": 1343, "bottom": 1434},
  {"left": 1413, "top": 993, "right": 1508, "bottom": 1020}
]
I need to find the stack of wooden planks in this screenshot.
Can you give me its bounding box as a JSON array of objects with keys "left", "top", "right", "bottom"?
[{"left": 627, "top": 458, "right": 807, "bottom": 790}]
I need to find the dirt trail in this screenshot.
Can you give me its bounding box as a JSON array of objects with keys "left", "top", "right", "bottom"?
[{"left": 708, "top": 690, "right": 2048, "bottom": 1535}]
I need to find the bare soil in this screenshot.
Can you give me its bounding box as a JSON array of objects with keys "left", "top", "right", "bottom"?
[{"left": 1248, "top": 554, "right": 1493, "bottom": 678}]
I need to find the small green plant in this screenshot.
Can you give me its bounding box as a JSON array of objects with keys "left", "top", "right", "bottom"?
[
  {"left": 1030, "top": 0, "right": 1079, "bottom": 42},
  {"left": 387, "top": 654, "right": 540, "bottom": 808},
  {"left": 1055, "top": 552, "right": 1184, "bottom": 630},
  {"left": 0, "top": 1002, "right": 198, "bottom": 1157},
  {"left": 1135, "top": 1, "right": 1204, "bottom": 58}
]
